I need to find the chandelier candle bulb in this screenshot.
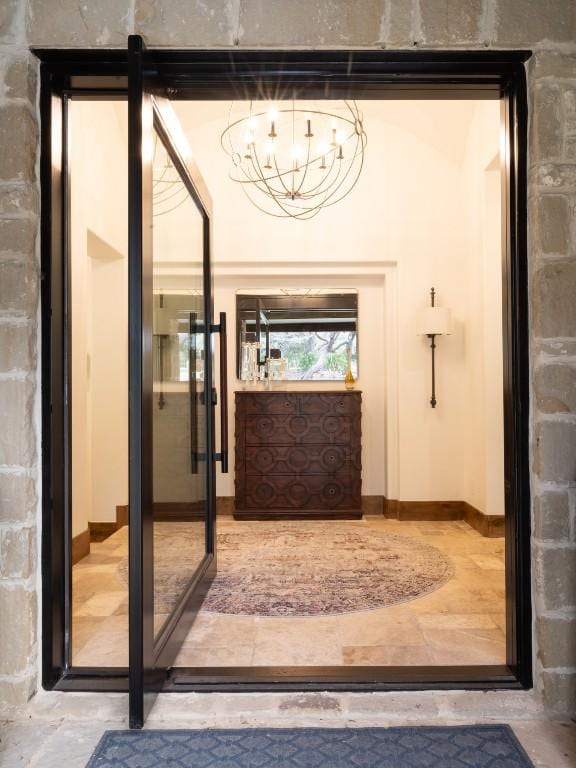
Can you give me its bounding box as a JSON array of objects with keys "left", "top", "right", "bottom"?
[
  {"left": 267, "top": 106, "right": 278, "bottom": 138},
  {"left": 305, "top": 118, "right": 313, "bottom": 138}
]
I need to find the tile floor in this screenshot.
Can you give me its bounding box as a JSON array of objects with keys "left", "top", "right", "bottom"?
[{"left": 72, "top": 517, "right": 506, "bottom": 668}]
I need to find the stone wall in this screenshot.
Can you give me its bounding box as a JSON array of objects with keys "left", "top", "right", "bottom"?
[
  {"left": 0, "top": 0, "right": 574, "bottom": 714},
  {"left": 0, "top": 0, "right": 39, "bottom": 708}
]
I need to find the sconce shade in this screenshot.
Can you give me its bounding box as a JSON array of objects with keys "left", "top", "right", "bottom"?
[
  {"left": 153, "top": 307, "right": 173, "bottom": 336},
  {"left": 417, "top": 306, "right": 452, "bottom": 336}
]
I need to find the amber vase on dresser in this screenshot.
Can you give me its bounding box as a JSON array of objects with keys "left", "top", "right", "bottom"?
[{"left": 234, "top": 391, "right": 362, "bottom": 519}]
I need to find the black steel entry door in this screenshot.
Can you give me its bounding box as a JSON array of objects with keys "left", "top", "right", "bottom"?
[{"left": 127, "top": 34, "right": 227, "bottom": 729}]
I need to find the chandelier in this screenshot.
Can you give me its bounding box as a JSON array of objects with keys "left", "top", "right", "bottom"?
[
  {"left": 221, "top": 100, "right": 367, "bottom": 220},
  {"left": 152, "top": 134, "right": 190, "bottom": 217}
]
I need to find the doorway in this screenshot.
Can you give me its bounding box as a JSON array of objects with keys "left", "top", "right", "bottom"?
[{"left": 37, "top": 40, "right": 529, "bottom": 728}]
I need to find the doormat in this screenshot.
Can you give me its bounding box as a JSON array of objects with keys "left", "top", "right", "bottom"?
[{"left": 86, "top": 725, "right": 534, "bottom": 767}]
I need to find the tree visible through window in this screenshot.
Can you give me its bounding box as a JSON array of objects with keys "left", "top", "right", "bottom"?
[{"left": 269, "top": 329, "right": 357, "bottom": 380}]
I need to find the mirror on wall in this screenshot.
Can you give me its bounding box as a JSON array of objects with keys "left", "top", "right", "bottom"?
[{"left": 236, "top": 290, "right": 358, "bottom": 382}]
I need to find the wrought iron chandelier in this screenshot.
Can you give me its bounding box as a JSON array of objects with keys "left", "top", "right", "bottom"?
[
  {"left": 152, "top": 134, "right": 189, "bottom": 217},
  {"left": 221, "top": 100, "right": 367, "bottom": 220}
]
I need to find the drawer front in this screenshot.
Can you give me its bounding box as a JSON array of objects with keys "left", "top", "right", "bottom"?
[
  {"left": 242, "top": 474, "right": 361, "bottom": 510},
  {"left": 244, "top": 414, "right": 351, "bottom": 445},
  {"left": 236, "top": 393, "right": 298, "bottom": 415},
  {"left": 236, "top": 392, "right": 361, "bottom": 417},
  {"left": 245, "top": 444, "right": 350, "bottom": 475},
  {"left": 299, "top": 392, "right": 361, "bottom": 416}
]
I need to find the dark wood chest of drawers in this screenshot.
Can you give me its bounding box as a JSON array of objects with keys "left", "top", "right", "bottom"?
[{"left": 234, "top": 391, "right": 362, "bottom": 519}]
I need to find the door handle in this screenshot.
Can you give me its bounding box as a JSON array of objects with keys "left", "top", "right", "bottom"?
[
  {"left": 212, "top": 312, "right": 229, "bottom": 473},
  {"left": 189, "top": 311, "right": 198, "bottom": 474}
]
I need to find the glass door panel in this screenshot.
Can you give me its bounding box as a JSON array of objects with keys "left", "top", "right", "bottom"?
[{"left": 151, "top": 126, "right": 209, "bottom": 638}]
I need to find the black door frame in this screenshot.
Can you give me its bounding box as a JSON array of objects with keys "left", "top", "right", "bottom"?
[
  {"left": 128, "top": 37, "right": 224, "bottom": 728},
  {"left": 37, "top": 46, "right": 532, "bottom": 694}
]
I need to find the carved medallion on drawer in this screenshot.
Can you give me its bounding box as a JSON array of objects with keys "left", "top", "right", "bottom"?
[
  {"left": 321, "top": 446, "right": 347, "bottom": 472},
  {"left": 235, "top": 390, "right": 362, "bottom": 520}
]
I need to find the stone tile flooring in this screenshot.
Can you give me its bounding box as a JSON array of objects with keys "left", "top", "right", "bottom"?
[{"left": 72, "top": 517, "right": 506, "bottom": 668}]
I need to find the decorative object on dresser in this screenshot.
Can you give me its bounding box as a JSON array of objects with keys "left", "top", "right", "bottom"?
[
  {"left": 344, "top": 345, "right": 356, "bottom": 390},
  {"left": 234, "top": 391, "right": 362, "bottom": 519}
]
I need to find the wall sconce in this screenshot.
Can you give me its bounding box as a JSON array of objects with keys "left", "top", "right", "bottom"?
[
  {"left": 417, "top": 287, "right": 452, "bottom": 408},
  {"left": 153, "top": 295, "right": 171, "bottom": 411}
]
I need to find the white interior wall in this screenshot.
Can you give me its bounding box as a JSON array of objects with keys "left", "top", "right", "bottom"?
[
  {"left": 70, "top": 163, "right": 92, "bottom": 537},
  {"left": 481, "top": 165, "right": 505, "bottom": 516},
  {"left": 88, "top": 234, "right": 129, "bottom": 522},
  {"left": 462, "top": 101, "right": 505, "bottom": 516},
  {"left": 71, "top": 97, "right": 503, "bottom": 526},
  {"left": 176, "top": 99, "right": 503, "bottom": 507},
  {"left": 70, "top": 101, "right": 129, "bottom": 534},
  {"left": 380, "top": 104, "right": 473, "bottom": 502}
]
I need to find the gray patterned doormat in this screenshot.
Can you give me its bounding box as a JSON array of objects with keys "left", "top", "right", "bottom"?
[{"left": 86, "top": 725, "right": 534, "bottom": 767}]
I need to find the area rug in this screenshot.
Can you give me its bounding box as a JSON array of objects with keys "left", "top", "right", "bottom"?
[
  {"left": 119, "top": 521, "right": 453, "bottom": 617},
  {"left": 86, "top": 726, "right": 535, "bottom": 767}
]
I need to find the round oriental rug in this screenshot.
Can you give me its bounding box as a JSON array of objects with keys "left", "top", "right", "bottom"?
[
  {"left": 205, "top": 522, "right": 453, "bottom": 616},
  {"left": 121, "top": 522, "right": 454, "bottom": 617}
]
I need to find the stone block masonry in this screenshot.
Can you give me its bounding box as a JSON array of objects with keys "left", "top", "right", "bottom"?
[
  {"left": 528, "top": 37, "right": 576, "bottom": 716},
  {"left": 0, "top": 0, "right": 40, "bottom": 712},
  {"left": 1, "top": 0, "right": 575, "bottom": 717}
]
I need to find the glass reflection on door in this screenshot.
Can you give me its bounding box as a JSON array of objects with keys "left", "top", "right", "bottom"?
[{"left": 151, "top": 127, "right": 208, "bottom": 637}]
